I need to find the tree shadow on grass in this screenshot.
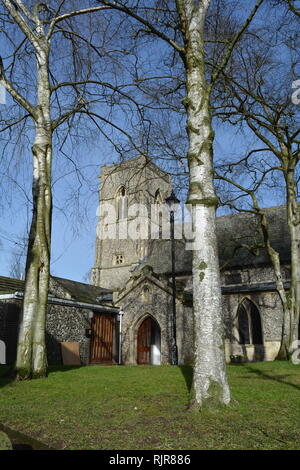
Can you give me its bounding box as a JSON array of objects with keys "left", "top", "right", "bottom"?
[
  {"left": 0, "top": 364, "right": 84, "bottom": 387},
  {"left": 179, "top": 362, "right": 300, "bottom": 394},
  {"left": 0, "top": 365, "right": 16, "bottom": 388},
  {"left": 179, "top": 365, "right": 193, "bottom": 392},
  {"left": 0, "top": 422, "right": 54, "bottom": 450},
  {"left": 0, "top": 329, "right": 87, "bottom": 389},
  {"left": 239, "top": 363, "right": 300, "bottom": 391}
]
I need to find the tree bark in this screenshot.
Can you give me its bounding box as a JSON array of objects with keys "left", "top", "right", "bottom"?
[
  {"left": 256, "top": 206, "right": 291, "bottom": 360},
  {"left": 177, "top": 0, "right": 230, "bottom": 409},
  {"left": 285, "top": 168, "right": 300, "bottom": 354},
  {"left": 15, "top": 40, "right": 52, "bottom": 380}
]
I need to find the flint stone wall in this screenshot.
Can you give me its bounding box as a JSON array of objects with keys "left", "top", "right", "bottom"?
[
  {"left": 222, "top": 289, "right": 283, "bottom": 362},
  {"left": 0, "top": 299, "right": 93, "bottom": 365},
  {"left": 46, "top": 304, "right": 92, "bottom": 365},
  {"left": 117, "top": 278, "right": 193, "bottom": 365}
]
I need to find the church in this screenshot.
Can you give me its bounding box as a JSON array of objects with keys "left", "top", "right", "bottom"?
[
  {"left": 0, "top": 155, "right": 291, "bottom": 366},
  {"left": 90, "top": 155, "right": 289, "bottom": 366}
]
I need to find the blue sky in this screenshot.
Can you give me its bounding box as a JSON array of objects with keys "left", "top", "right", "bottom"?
[
  {"left": 0, "top": 119, "right": 287, "bottom": 283},
  {"left": 0, "top": 134, "right": 114, "bottom": 282},
  {"left": 0, "top": 0, "right": 297, "bottom": 283}
]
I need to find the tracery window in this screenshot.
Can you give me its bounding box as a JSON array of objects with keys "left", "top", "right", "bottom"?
[
  {"left": 116, "top": 186, "right": 127, "bottom": 220},
  {"left": 154, "top": 189, "right": 163, "bottom": 205},
  {"left": 237, "top": 299, "right": 263, "bottom": 345},
  {"left": 154, "top": 189, "right": 163, "bottom": 238}
]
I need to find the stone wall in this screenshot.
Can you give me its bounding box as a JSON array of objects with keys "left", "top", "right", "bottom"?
[
  {"left": 116, "top": 269, "right": 194, "bottom": 365},
  {"left": 0, "top": 300, "right": 21, "bottom": 364},
  {"left": 221, "top": 263, "right": 290, "bottom": 287},
  {"left": 0, "top": 299, "right": 93, "bottom": 365},
  {"left": 92, "top": 155, "right": 172, "bottom": 290},
  {"left": 222, "top": 290, "right": 283, "bottom": 362},
  {"left": 46, "top": 303, "right": 92, "bottom": 365}
]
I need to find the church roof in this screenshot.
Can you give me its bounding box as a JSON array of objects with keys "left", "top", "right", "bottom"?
[
  {"left": 134, "top": 205, "right": 290, "bottom": 275},
  {"left": 216, "top": 205, "right": 290, "bottom": 268},
  {"left": 0, "top": 276, "right": 24, "bottom": 294},
  {"left": 51, "top": 277, "right": 112, "bottom": 303},
  {"left": 0, "top": 275, "right": 112, "bottom": 304}
]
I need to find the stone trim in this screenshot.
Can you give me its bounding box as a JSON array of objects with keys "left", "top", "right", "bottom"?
[{"left": 221, "top": 281, "right": 290, "bottom": 294}]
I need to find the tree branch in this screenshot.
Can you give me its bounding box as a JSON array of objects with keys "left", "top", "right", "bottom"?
[
  {"left": 2, "top": 0, "right": 39, "bottom": 48},
  {"left": 47, "top": 5, "right": 111, "bottom": 39},
  {"left": 1, "top": 74, "right": 35, "bottom": 116},
  {"left": 99, "top": 0, "right": 184, "bottom": 56},
  {"left": 209, "top": 0, "right": 264, "bottom": 90}
]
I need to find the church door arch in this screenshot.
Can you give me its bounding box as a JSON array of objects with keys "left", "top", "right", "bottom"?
[{"left": 137, "top": 316, "right": 161, "bottom": 365}]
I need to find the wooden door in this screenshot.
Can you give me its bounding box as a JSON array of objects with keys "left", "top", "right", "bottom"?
[
  {"left": 137, "top": 317, "right": 152, "bottom": 365},
  {"left": 90, "top": 315, "right": 115, "bottom": 363}
]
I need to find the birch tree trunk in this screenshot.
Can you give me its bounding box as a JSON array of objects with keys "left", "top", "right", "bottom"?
[
  {"left": 177, "top": 0, "right": 230, "bottom": 409},
  {"left": 15, "top": 36, "right": 52, "bottom": 379},
  {"left": 2, "top": 1, "right": 131, "bottom": 380},
  {"left": 285, "top": 168, "right": 300, "bottom": 354},
  {"left": 256, "top": 205, "right": 291, "bottom": 360}
]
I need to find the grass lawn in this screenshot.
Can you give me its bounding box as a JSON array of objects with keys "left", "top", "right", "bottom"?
[{"left": 0, "top": 361, "right": 299, "bottom": 450}]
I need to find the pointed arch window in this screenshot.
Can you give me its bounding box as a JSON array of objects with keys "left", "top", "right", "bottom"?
[
  {"left": 237, "top": 299, "right": 263, "bottom": 345},
  {"left": 154, "top": 189, "right": 163, "bottom": 205},
  {"left": 154, "top": 189, "right": 163, "bottom": 238},
  {"left": 142, "top": 285, "right": 151, "bottom": 304},
  {"left": 116, "top": 186, "right": 127, "bottom": 220}
]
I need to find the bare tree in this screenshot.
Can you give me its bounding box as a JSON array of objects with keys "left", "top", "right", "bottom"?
[
  {"left": 0, "top": 0, "right": 145, "bottom": 379},
  {"left": 213, "top": 3, "right": 300, "bottom": 358},
  {"left": 8, "top": 234, "right": 27, "bottom": 279},
  {"left": 215, "top": 167, "right": 293, "bottom": 359},
  {"left": 96, "top": 0, "right": 265, "bottom": 409}
]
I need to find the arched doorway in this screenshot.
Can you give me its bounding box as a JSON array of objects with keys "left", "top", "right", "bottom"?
[{"left": 137, "top": 316, "right": 161, "bottom": 365}]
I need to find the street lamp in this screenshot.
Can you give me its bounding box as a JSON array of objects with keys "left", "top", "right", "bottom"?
[
  {"left": 165, "top": 190, "right": 180, "bottom": 366},
  {"left": 118, "top": 308, "right": 124, "bottom": 365}
]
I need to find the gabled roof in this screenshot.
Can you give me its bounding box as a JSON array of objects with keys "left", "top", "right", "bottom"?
[
  {"left": 133, "top": 205, "right": 291, "bottom": 275},
  {"left": 216, "top": 205, "right": 290, "bottom": 267},
  {"left": 51, "top": 277, "right": 112, "bottom": 303},
  {"left": 0, "top": 275, "right": 112, "bottom": 304},
  {"left": 116, "top": 265, "right": 174, "bottom": 303},
  {"left": 0, "top": 276, "right": 24, "bottom": 294}
]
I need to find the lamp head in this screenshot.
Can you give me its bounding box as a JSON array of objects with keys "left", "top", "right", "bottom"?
[{"left": 165, "top": 190, "right": 180, "bottom": 211}]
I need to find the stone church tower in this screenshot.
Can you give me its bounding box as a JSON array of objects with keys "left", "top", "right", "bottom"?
[{"left": 91, "top": 155, "right": 172, "bottom": 291}]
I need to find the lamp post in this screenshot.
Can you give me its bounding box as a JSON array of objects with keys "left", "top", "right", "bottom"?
[
  {"left": 118, "top": 308, "right": 124, "bottom": 365},
  {"left": 165, "top": 190, "right": 180, "bottom": 366}
]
